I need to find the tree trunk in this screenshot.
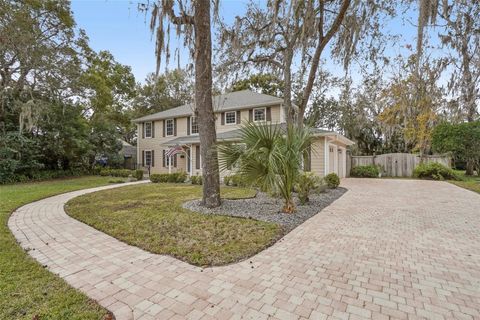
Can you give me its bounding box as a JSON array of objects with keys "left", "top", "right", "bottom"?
[
  {"left": 284, "top": 52, "right": 295, "bottom": 125},
  {"left": 465, "top": 158, "right": 475, "bottom": 176},
  {"left": 194, "top": 0, "right": 221, "bottom": 208},
  {"left": 297, "top": 0, "right": 351, "bottom": 127}
]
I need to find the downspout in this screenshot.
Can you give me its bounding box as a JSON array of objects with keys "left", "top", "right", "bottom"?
[{"left": 324, "top": 136, "right": 329, "bottom": 176}]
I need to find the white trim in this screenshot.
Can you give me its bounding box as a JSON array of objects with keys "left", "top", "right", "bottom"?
[
  {"left": 144, "top": 121, "right": 153, "bottom": 138},
  {"left": 144, "top": 149, "right": 153, "bottom": 167},
  {"left": 165, "top": 118, "right": 174, "bottom": 137},
  {"left": 190, "top": 116, "right": 199, "bottom": 135},
  {"left": 253, "top": 107, "right": 266, "bottom": 122},
  {"left": 224, "top": 111, "right": 237, "bottom": 125},
  {"left": 324, "top": 137, "right": 329, "bottom": 176},
  {"left": 333, "top": 144, "right": 338, "bottom": 174}
]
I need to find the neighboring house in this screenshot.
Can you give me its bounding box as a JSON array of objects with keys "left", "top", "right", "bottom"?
[
  {"left": 133, "top": 90, "right": 354, "bottom": 178},
  {"left": 119, "top": 140, "right": 137, "bottom": 169}
]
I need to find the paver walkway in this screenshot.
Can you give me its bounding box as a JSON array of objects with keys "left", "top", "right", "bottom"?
[{"left": 9, "top": 179, "right": 480, "bottom": 320}]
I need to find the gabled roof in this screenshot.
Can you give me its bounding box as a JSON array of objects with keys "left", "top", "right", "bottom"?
[{"left": 132, "top": 90, "right": 284, "bottom": 123}]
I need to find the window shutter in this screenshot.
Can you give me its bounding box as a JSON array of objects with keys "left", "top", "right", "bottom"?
[
  {"left": 196, "top": 146, "right": 200, "bottom": 169},
  {"left": 187, "top": 149, "right": 191, "bottom": 172},
  {"left": 266, "top": 107, "right": 272, "bottom": 121},
  {"left": 249, "top": 109, "right": 253, "bottom": 121},
  {"left": 173, "top": 154, "right": 177, "bottom": 167},
  {"left": 151, "top": 122, "right": 155, "bottom": 138},
  {"left": 174, "top": 118, "right": 177, "bottom": 136},
  {"left": 236, "top": 111, "right": 241, "bottom": 124},
  {"left": 142, "top": 150, "right": 145, "bottom": 166},
  {"left": 142, "top": 123, "right": 145, "bottom": 138},
  {"left": 187, "top": 117, "right": 190, "bottom": 135},
  {"left": 151, "top": 150, "right": 155, "bottom": 167},
  {"left": 221, "top": 112, "right": 225, "bottom": 125},
  {"left": 162, "top": 150, "right": 166, "bottom": 167}
]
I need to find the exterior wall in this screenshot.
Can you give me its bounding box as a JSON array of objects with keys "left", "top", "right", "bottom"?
[
  {"left": 137, "top": 104, "right": 283, "bottom": 175},
  {"left": 310, "top": 137, "right": 326, "bottom": 177}
]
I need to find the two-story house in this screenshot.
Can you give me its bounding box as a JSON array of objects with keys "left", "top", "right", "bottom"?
[{"left": 133, "top": 90, "right": 354, "bottom": 178}]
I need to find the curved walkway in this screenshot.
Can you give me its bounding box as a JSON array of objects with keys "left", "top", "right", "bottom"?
[{"left": 9, "top": 179, "right": 480, "bottom": 320}]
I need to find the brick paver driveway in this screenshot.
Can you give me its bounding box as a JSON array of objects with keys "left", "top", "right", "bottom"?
[{"left": 9, "top": 179, "right": 480, "bottom": 320}]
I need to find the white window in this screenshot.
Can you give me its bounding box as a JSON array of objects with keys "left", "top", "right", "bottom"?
[
  {"left": 253, "top": 108, "right": 266, "bottom": 122},
  {"left": 145, "top": 150, "right": 152, "bottom": 166},
  {"left": 144, "top": 122, "right": 152, "bottom": 138},
  {"left": 225, "top": 111, "right": 237, "bottom": 125},
  {"left": 191, "top": 116, "right": 198, "bottom": 134},
  {"left": 166, "top": 119, "right": 174, "bottom": 136}
]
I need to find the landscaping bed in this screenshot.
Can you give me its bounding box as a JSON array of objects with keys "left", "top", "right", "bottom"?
[{"left": 184, "top": 187, "right": 347, "bottom": 231}]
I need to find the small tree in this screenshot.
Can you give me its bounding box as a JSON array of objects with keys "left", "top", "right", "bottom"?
[
  {"left": 431, "top": 121, "right": 480, "bottom": 176},
  {"left": 218, "top": 122, "right": 313, "bottom": 213}
]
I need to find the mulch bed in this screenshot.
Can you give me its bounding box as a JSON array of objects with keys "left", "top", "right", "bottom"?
[{"left": 183, "top": 188, "right": 347, "bottom": 231}]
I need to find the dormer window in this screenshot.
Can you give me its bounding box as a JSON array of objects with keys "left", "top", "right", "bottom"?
[
  {"left": 144, "top": 122, "right": 152, "bottom": 138},
  {"left": 165, "top": 119, "right": 174, "bottom": 136},
  {"left": 253, "top": 108, "right": 266, "bottom": 122},
  {"left": 225, "top": 111, "right": 237, "bottom": 125}
]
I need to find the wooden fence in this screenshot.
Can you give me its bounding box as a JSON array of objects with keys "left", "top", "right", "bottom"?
[{"left": 347, "top": 153, "right": 451, "bottom": 177}]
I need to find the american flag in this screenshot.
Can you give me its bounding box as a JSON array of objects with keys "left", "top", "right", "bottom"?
[{"left": 166, "top": 145, "right": 183, "bottom": 157}]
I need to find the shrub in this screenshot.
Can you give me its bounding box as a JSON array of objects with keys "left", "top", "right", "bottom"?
[
  {"left": 223, "top": 175, "right": 231, "bottom": 186},
  {"left": 230, "top": 174, "right": 249, "bottom": 187},
  {"left": 149, "top": 174, "right": 162, "bottom": 183},
  {"left": 413, "top": 162, "right": 460, "bottom": 180},
  {"left": 191, "top": 175, "right": 203, "bottom": 185},
  {"left": 350, "top": 165, "right": 379, "bottom": 178},
  {"left": 150, "top": 172, "right": 187, "bottom": 183},
  {"left": 295, "top": 172, "right": 318, "bottom": 205},
  {"left": 324, "top": 173, "right": 340, "bottom": 188},
  {"left": 134, "top": 169, "right": 144, "bottom": 180}
]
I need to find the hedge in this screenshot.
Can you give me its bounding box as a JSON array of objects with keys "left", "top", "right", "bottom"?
[
  {"left": 150, "top": 172, "right": 188, "bottom": 183},
  {"left": 350, "top": 165, "right": 379, "bottom": 178},
  {"left": 413, "top": 162, "right": 460, "bottom": 181}
]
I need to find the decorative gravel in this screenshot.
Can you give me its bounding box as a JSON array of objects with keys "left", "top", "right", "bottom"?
[{"left": 183, "top": 188, "right": 347, "bottom": 231}]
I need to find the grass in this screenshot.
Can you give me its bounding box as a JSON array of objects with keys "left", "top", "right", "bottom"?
[
  {"left": 0, "top": 176, "right": 124, "bottom": 320},
  {"left": 66, "top": 183, "right": 282, "bottom": 266},
  {"left": 449, "top": 170, "right": 480, "bottom": 194}
]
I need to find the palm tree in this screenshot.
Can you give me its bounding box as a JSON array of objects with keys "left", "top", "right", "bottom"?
[{"left": 218, "top": 122, "right": 314, "bottom": 213}]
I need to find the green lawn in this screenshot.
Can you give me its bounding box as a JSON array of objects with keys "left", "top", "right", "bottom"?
[
  {"left": 66, "top": 183, "right": 282, "bottom": 266},
  {"left": 0, "top": 176, "right": 122, "bottom": 320},
  {"left": 450, "top": 170, "right": 480, "bottom": 194}
]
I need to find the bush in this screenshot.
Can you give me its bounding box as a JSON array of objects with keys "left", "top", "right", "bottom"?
[
  {"left": 191, "top": 175, "right": 203, "bottom": 185},
  {"left": 324, "top": 173, "right": 340, "bottom": 188},
  {"left": 223, "top": 175, "right": 231, "bottom": 186},
  {"left": 134, "top": 169, "right": 144, "bottom": 181},
  {"left": 150, "top": 172, "right": 187, "bottom": 183},
  {"left": 295, "top": 172, "right": 318, "bottom": 205},
  {"left": 350, "top": 165, "right": 379, "bottom": 178},
  {"left": 1, "top": 168, "right": 87, "bottom": 184},
  {"left": 413, "top": 162, "right": 460, "bottom": 180}
]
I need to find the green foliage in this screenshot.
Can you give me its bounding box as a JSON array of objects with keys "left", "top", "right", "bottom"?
[
  {"left": 432, "top": 121, "right": 480, "bottom": 175},
  {"left": 324, "top": 173, "right": 340, "bottom": 188},
  {"left": 350, "top": 165, "right": 380, "bottom": 178},
  {"left": 191, "top": 175, "right": 203, "bottom": 185},
  {"left": 223, "top": 174, "right": 249, "bottom": 187},
  {"left": 413, "top": 162, "right": 460, "bottom": 181},
  {"left": 99, "top": 168, "right": 132, "bottom": 178},
  {"left": 295, "top": 172, "right": 322, "bottom": 205},
  {"left": 218, "top": 122, "right": 314, "bottom": 213},
  {"left": 150, "top": 172, "right": 188, "bottom": 183},
  {"left": 134, "top": 170, "right": 144, "bottom": 181}
]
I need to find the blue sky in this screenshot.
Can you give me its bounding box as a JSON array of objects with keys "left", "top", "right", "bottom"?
[
  {"left": 71, "top": 0, "right": 250, "bottom": 82},
  {"left": 71, "top": 1, "right": 444, "bottom": 87}
]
